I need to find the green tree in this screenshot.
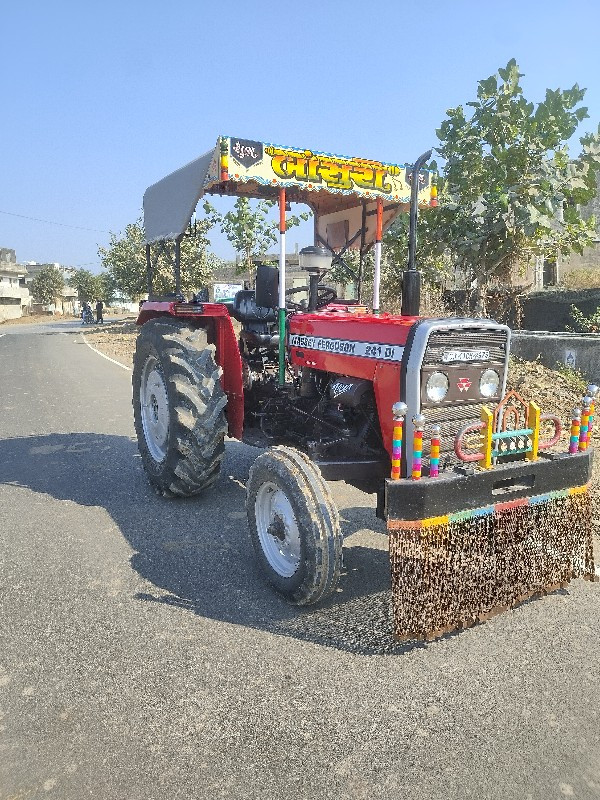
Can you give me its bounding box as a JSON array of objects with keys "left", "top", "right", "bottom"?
[
  {"left": 98, "top": 217, "right": 220, "bottom": 300},
  {"left": 30, "top": 265, "right": 65, "bottom": 305},
  {"left": 430, "top": 59, "right": 600, "bottom": 289},
  {"left": 70, "top": 268, "right": 101, "bottom": 302},
  {"left": 97, "top": 272, "right": 117, "bottom": 305},
  {"left": 204, "top": 197, "right": 310, "bottom": 284},
  {"left": 381, "top": 209, "right": 450, "bottom": 304}
]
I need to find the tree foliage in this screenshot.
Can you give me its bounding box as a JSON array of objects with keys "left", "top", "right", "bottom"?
[
  {"left": 97, "top": 272, "right": 117, "bottom": 305},
  {"left": 380, "top": 60, "right": 600, "bottom": 310},
  {"left": 429, "top": 59, "right": 600, "bottom": 286},
  {"left": 98, "top": 218, "right": 220, "bottom": 300},
  {"left": 203, "top": 197, "right": 310, "bottom": 283},
  {"left": 30, "top": 265, "right": 65, "bottom": 305},
  {"left": 568, "top": 304, "right": 600, "bottom": 333},
  {"left": 70, "top": 268, "right": 101, "bottom": 302}
]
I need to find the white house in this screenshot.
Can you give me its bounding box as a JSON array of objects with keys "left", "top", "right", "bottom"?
[{"left": 0, "top": 248, "right": 30, "bottom": 321}]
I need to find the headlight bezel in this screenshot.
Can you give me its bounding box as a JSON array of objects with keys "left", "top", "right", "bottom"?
[
  {"left": 479, "top": 368, "right": 500, "bottom": 398},
  {"left": 425, "top": 371, "right": 450, "bottom": 403}
]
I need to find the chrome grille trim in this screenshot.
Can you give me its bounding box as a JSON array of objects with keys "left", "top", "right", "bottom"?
[
  {"left": 423, "top": 328, "right": 508, "bottom": 366},
  {"left": 420, "top": 402, "right": 483, "bottom": 467},
  {"left": 402, "top": 319, "right": 511, "bottom": 475}
]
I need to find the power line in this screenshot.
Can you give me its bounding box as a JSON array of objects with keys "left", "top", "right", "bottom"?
[{"left": 0, "top": 209, "right": 110, "bottom": 234}]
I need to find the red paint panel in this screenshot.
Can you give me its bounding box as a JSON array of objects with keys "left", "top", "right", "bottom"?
[
  {"left": 136, "top": 301, "right": 231, "bottom": 326},
  {"left": 214, "top": 317, "right": 244, "bottom": 440},
  {"left": 279, "top": 188, "right": 286, "bottom": 232},
  {"left": 291, "top": 349, "right": 376, "bottom": 379},
  {"left": 289, "top": 311, "right": 417, "bottom": 345},
  {"left": 136, "top": 302, "right": 244, "bottom": 439},
  {"left": 289, "top": 312, "right": 413, "bottom": 457},
  {"left": 373, "top": 363, "right": 402, "bottom": 457},
  {"left": 376, "top": 197, "right": 383, "bottom": 241}
]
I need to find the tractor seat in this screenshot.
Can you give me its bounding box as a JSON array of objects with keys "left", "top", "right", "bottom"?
[{"left": 230, "top": 290, "right": 277, "bottom": 324}]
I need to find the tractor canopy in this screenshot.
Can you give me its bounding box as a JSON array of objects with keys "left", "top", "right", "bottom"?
[{"left": 143, "top": 135, "right": 436, "bottom": 249}]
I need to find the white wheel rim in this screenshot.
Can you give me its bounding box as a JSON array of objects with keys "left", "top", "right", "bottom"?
[
  {"left": 140, "top": 355, "right": 169, "bottom": 463},
  {"left": 255, "top": 481, "right": 301, "bottom": 578}
]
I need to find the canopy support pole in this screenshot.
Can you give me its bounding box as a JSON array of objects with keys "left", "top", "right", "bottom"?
[
  {"left": 174, "top": 236, "right": 182, "bottom": 295},
  {"left": 373, "top": 197, "right": 383, "bottom": 314},
  {"left": 146, "top": 244, "right": 153, "bottom": 297},
  {"left": 358, "top": 202, "right": 367, "bottom": 303},
  {"left": 278, "top": 188, "right": 286, "bottom": 386}
]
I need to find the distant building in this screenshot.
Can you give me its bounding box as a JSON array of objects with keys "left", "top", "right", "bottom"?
[
  {"left": 556, "top": 173, "right": 600, "bottom": 284},
  {"left": 0, "top": 248, "right": 30, "bottom": 321},
  {"left": 24, "top": 260, "right": 77, "bottom": 315}
]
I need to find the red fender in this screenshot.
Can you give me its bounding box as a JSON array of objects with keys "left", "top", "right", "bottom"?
[{"left": 137, "top": 302, "right": 244, "bottom": 439}]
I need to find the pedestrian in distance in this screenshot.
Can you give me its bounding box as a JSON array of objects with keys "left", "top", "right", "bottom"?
[{"left": 96, "top": 299, "right": 104, "bottom": 324}]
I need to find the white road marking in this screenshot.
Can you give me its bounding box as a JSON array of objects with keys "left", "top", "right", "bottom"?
[
  {"left": 81, "top": 333, "right": 132, "bottom": 371},
  {"left": 0, "top": 333, "right": 5, "bottom": 338}
]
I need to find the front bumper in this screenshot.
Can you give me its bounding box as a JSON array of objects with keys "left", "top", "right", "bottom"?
[{"left": 384, "top": 450, "right": 593, "bottom": 524}]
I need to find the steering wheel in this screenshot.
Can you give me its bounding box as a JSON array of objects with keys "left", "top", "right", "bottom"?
[{"left": 285, "top": 284, "right": 337, "bottom": 312}]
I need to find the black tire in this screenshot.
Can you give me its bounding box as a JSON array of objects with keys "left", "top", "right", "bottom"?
[
  {"left": 246, "top": 446, "right": 343, "bottom": 605},
  {"left": 132, "top": 319, "right": 227, "bottom": 497}
]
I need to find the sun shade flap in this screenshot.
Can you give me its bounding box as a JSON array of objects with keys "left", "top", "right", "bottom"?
[{"left": 143, "top": 147, "right": 219, "bottom": 244}]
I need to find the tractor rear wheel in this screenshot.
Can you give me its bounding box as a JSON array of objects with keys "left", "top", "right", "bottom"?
[
  {"left": 132, "top": 319, "right": 227, "bottom": 497},
  {"left": 246, "top": 446, "right": 343, "bottom": 605}
]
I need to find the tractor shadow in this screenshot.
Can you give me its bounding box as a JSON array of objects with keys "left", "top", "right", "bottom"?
[{"left": 0, "top": 433, "right": 421, "bottom": 655}]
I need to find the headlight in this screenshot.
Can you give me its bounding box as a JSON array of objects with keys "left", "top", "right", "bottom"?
[
  {"left": 480, "top": 369, "right": 500, "bottom": 398},
  {"left": 426, "top": 371, "right": 449, "bottom": 402}
]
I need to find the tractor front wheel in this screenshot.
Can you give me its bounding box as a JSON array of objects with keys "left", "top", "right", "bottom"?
[
  {"left": 246, "top": 447, "right": 343, "bottom": 605},
  {"left": 132, "top": 319, "right": 227, "bottom": 497}
]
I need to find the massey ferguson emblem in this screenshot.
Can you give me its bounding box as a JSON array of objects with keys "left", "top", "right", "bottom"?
[
  {"left": 442, "top": 349, "right": 490, "bottom": 363},
  {"left": 457, "top": 377, "right": 472, "bottom": 393}
]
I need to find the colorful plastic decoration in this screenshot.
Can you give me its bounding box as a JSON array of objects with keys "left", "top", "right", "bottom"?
[
  {"left": 220, "top": 138, "right": 229, "bottom": 181},
  {"left": 429, "top": 424, "right": 441, "bottom": 477},
  {"left": 586, "top": 384, "right": 598, "bottom": 438},
  {"left": 579, "top": 397, "right": 592, "bottom": 451},
  {"left": 430, "top": 175, "right": 438, "bottom": 208},
  {"left": 391, "top": 402, "right": 408, "bottom": 480},
  {"left": 569, "top": 408, "right": 582, "bottom": 454},
  {"left": 411, "top": 414, "right": 426, "bottom": 480},
  {"left": 480, "top": 406, "right": 494, "bottom": 469},
  {"left": 525, "top": 401, "right": 541, "bottom": 462}
]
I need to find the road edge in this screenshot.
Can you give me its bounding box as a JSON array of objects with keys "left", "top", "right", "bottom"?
[{"left": 81, "top": 333, "right": 133, "bottom": 372}]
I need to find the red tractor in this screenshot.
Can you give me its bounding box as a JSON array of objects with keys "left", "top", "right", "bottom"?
[{"left": 133, "top": 136, "right": 595, "bottom": 640}]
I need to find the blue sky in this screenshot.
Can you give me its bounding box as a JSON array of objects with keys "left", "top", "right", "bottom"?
[{"left": 3, "top": 0, "right": 600, "bottom": 271}]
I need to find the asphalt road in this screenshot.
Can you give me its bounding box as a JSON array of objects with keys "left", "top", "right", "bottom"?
[{"left": 1, "top": 320, "right": 600, "bottom": 800}]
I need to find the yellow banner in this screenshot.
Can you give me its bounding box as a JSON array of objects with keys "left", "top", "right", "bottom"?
[{"left": 217, "top": 136, "right": 433, "bottom": 204}]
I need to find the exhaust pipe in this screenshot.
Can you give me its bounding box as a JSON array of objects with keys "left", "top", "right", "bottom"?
[{"left": 401, "top": 149, "right": 431, "bottom": 317}]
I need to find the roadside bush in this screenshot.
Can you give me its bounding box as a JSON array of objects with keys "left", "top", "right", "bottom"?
[{"left": 568, "top": 304, "right": 600, "bottom": 333}]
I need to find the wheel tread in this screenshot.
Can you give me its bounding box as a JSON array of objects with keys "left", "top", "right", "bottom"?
[
  {"left": 132, "top": 320, "right": 227, "bottom": 497},
  {"left": 247, "top": 446, "right": 343, "bottom": 606}
]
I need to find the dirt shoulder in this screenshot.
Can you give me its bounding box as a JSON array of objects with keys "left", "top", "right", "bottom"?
[
  {"left": 0, "top": 313, "right": 73, "bottom": 327},
  {"left": 83, "top": 318, "right": 138, "bottom": 367}
]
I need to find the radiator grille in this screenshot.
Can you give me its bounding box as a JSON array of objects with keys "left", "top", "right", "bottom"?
[
  {"left": 419, "top": 326, "right": 508, "bottom": 471},
  {"left": 421, "top": 402, "right": 482, "bottom": 466},
  {"left": 423, "top": 327, "right": 508, "bottom": 366}
]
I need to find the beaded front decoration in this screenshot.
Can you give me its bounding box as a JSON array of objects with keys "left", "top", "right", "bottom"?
[{"left": 389, "top": 487, "right": 595, "bottom": 641}]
